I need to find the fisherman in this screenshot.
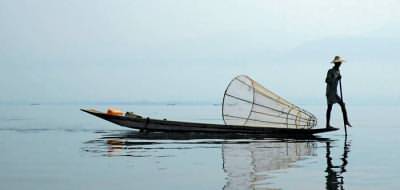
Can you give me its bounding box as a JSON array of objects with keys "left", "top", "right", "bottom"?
[{"left": 326, "top": 56, "right": 352, "bottom": 128}]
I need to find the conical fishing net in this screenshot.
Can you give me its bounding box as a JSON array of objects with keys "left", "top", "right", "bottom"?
[{"left": 222, "top": 75, "right": 317, "bottom": 129}]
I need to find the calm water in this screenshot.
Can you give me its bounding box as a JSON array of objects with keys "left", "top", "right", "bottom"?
[{"left": 0, "top": 104, "right": 399, "bottom": 190}]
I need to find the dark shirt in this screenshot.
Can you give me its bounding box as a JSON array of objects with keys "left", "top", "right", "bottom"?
[{"left": 325, "top": 68, "right": 341, "bottom": 103}]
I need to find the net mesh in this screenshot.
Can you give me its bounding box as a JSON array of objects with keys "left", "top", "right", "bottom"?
[{"left": 222, "top": 75, "right": 317, "bottom": 129}]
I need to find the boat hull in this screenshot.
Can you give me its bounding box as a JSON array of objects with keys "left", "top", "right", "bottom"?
[{"left": 81, "top": 109, "right": 338, "bottom": 136}]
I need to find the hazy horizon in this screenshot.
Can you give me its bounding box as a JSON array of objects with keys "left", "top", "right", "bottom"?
[{"left": 1, "top": 0, "right": 399, "bottom": 105}]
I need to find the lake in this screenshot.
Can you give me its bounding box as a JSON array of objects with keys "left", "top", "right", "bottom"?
[{"left": 0, "top": 104, "right": 399, "bottom": 190}]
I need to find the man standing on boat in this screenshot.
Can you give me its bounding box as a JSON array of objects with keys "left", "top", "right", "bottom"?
[{"left": 325, "top": 56, "right": 352, "bottom": 128}]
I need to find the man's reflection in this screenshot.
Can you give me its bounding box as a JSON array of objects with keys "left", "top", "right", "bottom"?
[{"left": 325, "top": 137, "right": 351, "bottom": 190}]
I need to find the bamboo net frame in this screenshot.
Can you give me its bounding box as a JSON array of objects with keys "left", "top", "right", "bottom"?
[{"left": 222, "top": 75, "right": 317, "bottom": 129}]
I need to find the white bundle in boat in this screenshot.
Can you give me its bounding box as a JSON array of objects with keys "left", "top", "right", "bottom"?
[{"left": 222, "top": 75, "right": 317, "bottom": 129}]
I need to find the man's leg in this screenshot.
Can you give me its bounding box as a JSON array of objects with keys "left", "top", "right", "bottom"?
[
  {"left": 326, "top": 103, "right": 333, "bottom": 128},
  {"left": 339, "top": 101, "right": 352, "bottom": 127}
]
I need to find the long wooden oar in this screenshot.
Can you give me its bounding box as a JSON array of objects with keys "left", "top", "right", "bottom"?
[{"left": 339, "top": 79, "right": 347, "bottom": 136}]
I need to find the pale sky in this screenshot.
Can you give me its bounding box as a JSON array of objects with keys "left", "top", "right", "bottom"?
[{"left": 1, "top": 0, "right": 399, "bottom": 104}]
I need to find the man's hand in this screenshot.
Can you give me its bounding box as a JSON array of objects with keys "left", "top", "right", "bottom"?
[{"left": 337, "top": 75, "right": 342, "bottom": 80}]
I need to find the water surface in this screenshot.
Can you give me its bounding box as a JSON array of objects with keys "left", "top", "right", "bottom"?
[{"left": 0, "top": 104, "right": 399, "bottom": 190}]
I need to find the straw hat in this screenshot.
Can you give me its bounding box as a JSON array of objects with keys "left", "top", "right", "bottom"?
[{"left": 331, "top": 56, "right": 345, "bottom": 63}]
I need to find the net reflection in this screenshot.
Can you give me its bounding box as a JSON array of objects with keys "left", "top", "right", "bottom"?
[{"left": 222, "top": 140, "right": 318, "bottom": 190}]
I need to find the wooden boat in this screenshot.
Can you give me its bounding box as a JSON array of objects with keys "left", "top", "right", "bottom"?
[{"left": 81, "top": 109, "right": 338, "bottom": 137}]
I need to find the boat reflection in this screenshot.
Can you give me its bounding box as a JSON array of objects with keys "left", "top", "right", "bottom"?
[{"left": 83, "top": 131, "right": 350, "bottom": 190}]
